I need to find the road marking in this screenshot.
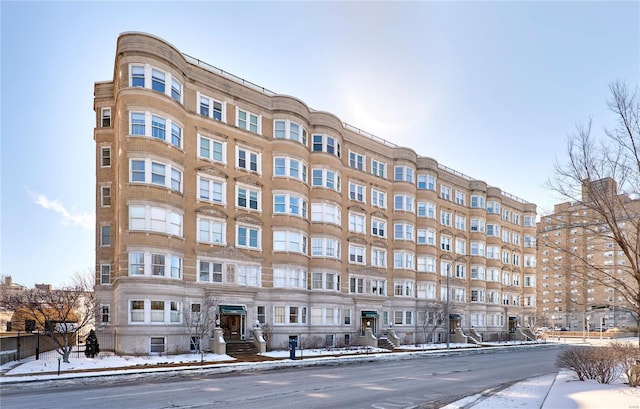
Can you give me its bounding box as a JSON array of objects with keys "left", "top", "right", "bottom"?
[{"left": 83, "top": 387, "right": 192, "bottom": 400}]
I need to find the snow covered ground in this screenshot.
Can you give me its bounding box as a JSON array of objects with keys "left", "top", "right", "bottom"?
[{"left": 2, "top": 339, "right": 639, "bottom": 408}]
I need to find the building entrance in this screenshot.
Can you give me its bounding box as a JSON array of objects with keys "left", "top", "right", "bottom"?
[
  {"left": 219, "top": 305, "right": 246, "bottom": 340},
  {"left": 361, "top": 311, "right": 378, "bottom": 336}
]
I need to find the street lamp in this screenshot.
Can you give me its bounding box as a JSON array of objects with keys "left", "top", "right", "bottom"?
[{"left": 446, "top": 263, "right": 450, "bottom": 350}]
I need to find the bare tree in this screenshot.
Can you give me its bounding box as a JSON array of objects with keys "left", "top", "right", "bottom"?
[
  {"left": 183, "top": 295, "right": 220, "bottom": 353},
  {"left": 547, "top": 80, "right": 640, "bottom": 342},
  {"left": 420, "top": 301, "right": 448, "bottom": 344},
  {"left": 0, "top": 272, "right": 96, "bottom": 363}
]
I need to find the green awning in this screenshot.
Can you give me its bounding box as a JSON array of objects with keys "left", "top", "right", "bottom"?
[
  {"left": 361, "top": 311, "right": 378, "bottom": 317},
  {"left": 219, "top": 305, "right": 246, "bottom": 314},
  {"left": 449, "top": 314, "right": 462, "bottom": 320}
]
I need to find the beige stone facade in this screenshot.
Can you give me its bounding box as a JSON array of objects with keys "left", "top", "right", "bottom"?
[{"left": 94, "top": 32, "right": 538, "bottom": 355}]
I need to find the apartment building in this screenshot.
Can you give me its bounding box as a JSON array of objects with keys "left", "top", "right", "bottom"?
[
  {"left": 94, "top": 32, "right": 537, "bottom": 355},
  {"left": 537, "top": 178, "right": 638, "bottom": 332}
]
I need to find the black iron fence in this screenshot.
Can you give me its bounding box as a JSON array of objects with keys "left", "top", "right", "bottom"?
[{"left": 0, "top": 330, "right": 117, "bottom": 364}]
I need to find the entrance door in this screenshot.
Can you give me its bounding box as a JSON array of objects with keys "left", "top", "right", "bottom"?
[
  {"left": 361, "top": 317, "right": 376, "bottom": 336},
  {"left": 221, "top": 315, "right": 245, "bottom": 340}
]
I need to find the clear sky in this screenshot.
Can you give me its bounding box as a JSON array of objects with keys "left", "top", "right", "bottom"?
[{"left": 1, "top": 1, "right": 638, "bottom": 288}]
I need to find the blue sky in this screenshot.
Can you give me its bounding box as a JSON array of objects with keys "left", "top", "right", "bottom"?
[{"left": 1, "top": 1, "right": 638, "bottom": 288}]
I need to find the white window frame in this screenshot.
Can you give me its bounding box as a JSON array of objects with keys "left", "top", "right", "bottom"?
[
  {"left": 236, "top": 107, "right": 261, "bottom": 134},
  {"left": 198, "top": 135, "right": 226, "bottom": 164}
]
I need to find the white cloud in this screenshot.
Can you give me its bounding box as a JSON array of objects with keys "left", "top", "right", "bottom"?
[{"left": 26, "top": 189, "right": 95, "bottom": 230}]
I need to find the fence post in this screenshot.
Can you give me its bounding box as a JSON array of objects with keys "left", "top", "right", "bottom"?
[{"left": 36, "top": 332, "right": 40, "bottom": 360}]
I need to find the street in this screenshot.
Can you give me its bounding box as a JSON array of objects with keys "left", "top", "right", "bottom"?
[{"left": 2, "top": 346, "right": 562, "bottom": 409}]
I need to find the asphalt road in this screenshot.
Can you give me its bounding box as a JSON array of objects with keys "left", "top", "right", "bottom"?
[{"left": 2, "top": 345, "right": 563, "bottom": 409}]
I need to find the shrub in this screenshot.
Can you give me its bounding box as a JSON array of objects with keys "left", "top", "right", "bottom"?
[
  {"left": 609, "top": 342, "right": 640, "bottom": 387},
  {"left": 556, "top": 346, "right": 621, "bottom": 384}
]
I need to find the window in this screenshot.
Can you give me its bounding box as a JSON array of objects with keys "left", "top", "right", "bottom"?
[
  {"left": 310, "top": 307, "right": 340, "bottom": 325},
  {"left": 236, "top": 185, "right": 261, "bottom": 211},
  {"left": 130, "top": 300, "right": 144, "bottom": 322},
  {"left": 455, "top": 239, "right": 466, "bottom": 255},
  {"left": 417, "top": 174, "right": 436, "bottom": 190},
  {"left": 100, "top": 147, "right": 111, "bottom": 167},
  {"left": 501, "top": 208, "right": 510, "bottom": 222},
  {"left": 100, "top": 305, "right": 110, "bottom": 323},
  {"left": 311, "top": 237, "right": 341, "bottom": 259},
  {"left": 440, "top": 185, "right": 451, "bottom": 200},
  {"left": 100, "top": 264, "right": 111, "bottom": 285},
  {"left": 455, "top": 191, "right": 465, "bottom": 206},
  {"left": 455, "top": 215, "right": 466, "bottom": 231},
  {"left": 486, "top": 224, "right": 500, "bottom": 237},
  {"left": 394, "top": 251, "right": 414, "bottom": 269},
  {"left": 100, "top": 186, "right": 111, "bottom": 207},
  {"left": 273, "top": 230, "right": 307, "bottom": 254},
  {"left": 151, "top": 69, "right": 165, "bottom": 93},
  {"left": 440, "top": 210, "right": 451, "bottom": 226},
  {"left": 394, "top": 310, "right": 414, "bottom": 325},
  {"left": 237, "top": 225, "right": 260, "bottom": 249},
  {"left": 455, "top": 263, "right": 466, "bottom": 278},
  {"left": 417, "top": 229, "right": 436, "bottom": 245},
  {"left": 502, "top": 229, "right": 510, "bottom": 243},
  {"left": 311, "top": 168, "right": 341, "bottom": 191},
  {"left": 130, "top": 65, "right": 145, "bottom": 87},
  {"left": 349, "top": 277, "right": 365, "bottom": 294},
  {"left": 470, "top": 241, "right": 485, "bottom": 256},
  {"left": 394, "top": 194, "right": 414, "bottom": 212},
  {"left": 470, "top": 195, "right": 485, "bottom": 209},
  {"left": 371, "top": 188, "right": 386, "bottom": 208},
  {"left": 311, "top": 202, "right": 341, "bottom": 225},
  {"left": 348, "top": 181, "right": 365, "bottom": 202},
  {"left": 129, "top": 111, "right": 182, "bottom": 149},
  {"left": 471, "top": 289, "right": 485, "bottom": 302},
  {"left": 198, "top": 261, "right": 223, "bottom": 283},
  {"left": 487, "top": 201, "right": 500, "bottom": 214},
  {"left": 371, "top": 248, "right": 387, "bottom": 268},
  {"left": 394, "top": 165, "right": 414, "bottom": 183},
  {"left": 257, "top": 306, "right": 266, "bottom": 324},
  {"left": 150, "top": 300, "right": 164, "bottom": 322},
  {"left": 171, "top": 78, "right": 182, "bottom": 103},
  {"left": 487, "top": 246, "right": 500, "bottom": 259},
  {"left": 198, "top": 135, "right": 226, "bottom": 163},
  {"left": 197, "top": 217, "right": 226, "bottom": 245},
  {"left": 417, "top": 256, "right": 436, "bottom": 273},
  {"left": 199, "top": 94, "right": 225, "bottom": 121},
  {"left": 273, "top": 193, "right": 307, "bottom": 218},
  {"left": 417, "top": 283, "right": 436, "bottom": 299},
  {"left": 273, "top": 119, "right": 307, "bottom": 145},
  {"left": 311, "top": 271, "right": 340, "bottom": 291},
  {"left": 371, "top": 218, "right": 386, "bottom": 238},
  {"left": 349, "top": 245, "right": 365, "bottom": 264},
  {"left": 236, "top": 147, "right": 260, "bottom": 173},
  {"left": 312, "top": 134, "right": 340, "bottom": 157},
  {"left": 129, "top": 204, "right": 183, "bottom": 237},
  {"left": 394, "top": 223, "right": 414, "bottom": 241},
  {"left": 471, "top": 265, "right": 485, "bottom": 280},
  {"left": 440, "top": 235, "right": 452, "bottom": 252},
  {"left": 100, "top": 225, "right": 111, "bottom": 246},
  {"left": 470, "top": 218, "right": 485, "bottom": 233},
  {"left": 273, "top": 157, "right": 307, "bottom": 182},
  {"left": 101, "top": 107, "right": 111, "bottom": 127},
  {"left": 237, "top": 265, "right": 261, "bottom": 286},
  {"left": 524, "top": 216, "right": 535, "bottom": 227},
  {"left": 349, "top": 151, "right": 365, "bottom": 171},
  {"left": 150, "top": 337, "right": 165, "bottom": 354},
  {"left": 198, "top": 175, "right": 226, "bottom": 204},
  {"left": 371, "top": 159, "right": 386, "bottom": 178},
  {"left": 512, "top": 213, "right": 520, "bottom": 225},
  {"left": 272, "top": 267, "right": 308, "bottom": 289},
  {"left": 502, "top": 251, "right": 510, "bottom": 264},
  {"left": 127, "top": 252, "right": 183, "bottom": 279},
  {"left": 237, "top": 108, "right": 260, "bottom": 134},
  {"left": 394, "top": 280, "right": 414, "bottom": 297},
  {"left": 417, "top": 202, "right": 436, "bottom": 218},
  {"left": 129, "top": 159, "right": 183, "bottom": 193},
  {"left": 349, "top": 213, "right": 365, "bottom": 234}
]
